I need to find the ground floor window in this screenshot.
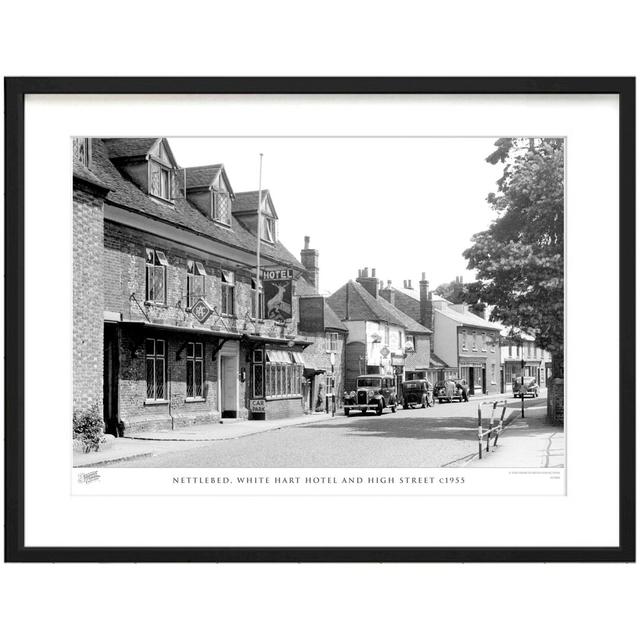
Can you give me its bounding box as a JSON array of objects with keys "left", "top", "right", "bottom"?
[
  {"left": 252, "top": 349, "right": 264, "bottom": 397},
  {"left": 145, "top": 338, "right": 166, "bottom": 400},
  {"left": 264, "top": 350, "right": 303, "bottom": 398},
  {"left": 186, "top": 342, "right": 204, "bottom": 398},
  {"left": 326, "top": 374, "right": 336, "bottom": 397}
]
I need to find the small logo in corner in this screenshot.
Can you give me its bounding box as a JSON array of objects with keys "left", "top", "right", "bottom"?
[{"left": 78, "top": 470, "right": 101, "bottom": 484}]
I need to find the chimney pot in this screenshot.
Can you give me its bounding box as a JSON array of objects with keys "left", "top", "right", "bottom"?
[
  {"left": 421, "top": 272, "right": 426, "bottom": 281},
  {"left": 408, "top": 279, "right": 412, "bottom": 289},
  {"left": 387, "top": 280, "right": 392, "bottom": 287},
  {"left": 363, "top": 267, "right": 369, "bottom": 277},
  {"left": 304, "top": 235, "right": 310, "bottom": 249},
  {"left": 372, "top": 268, "right": 376, "bottom": 278}
]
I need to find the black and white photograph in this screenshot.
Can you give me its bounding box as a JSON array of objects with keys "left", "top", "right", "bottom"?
[
  {"left": 6, "top": 77, "right": 632, "bottom": 564},
  {"left": 72, "top": 134, "right": 565, "bottom": 474}
]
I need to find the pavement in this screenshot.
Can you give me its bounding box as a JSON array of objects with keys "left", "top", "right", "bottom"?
[
  {"left": 73, "top": 412, "right": 336, "bottom": 467},
  {"left": 466, "top": 402, "right": 564, "bottom": 468}
]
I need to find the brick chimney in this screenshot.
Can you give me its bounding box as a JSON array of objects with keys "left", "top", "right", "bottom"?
[
  {"left": 356, "top": 266, "right": 379, "bottom": 298},
  {"left": 419, "top": 272, "right": 433, "bottom": 331},
  {"left": 380, "top": 279, "right": 395, "bottom": 307},
  {"left": 300, "top": 235, "right": 319, "bottom": 293}
]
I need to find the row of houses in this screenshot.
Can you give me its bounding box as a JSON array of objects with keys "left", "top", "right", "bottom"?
[{"left": 72, "top": 137, "right": 551, "bottom": 436}]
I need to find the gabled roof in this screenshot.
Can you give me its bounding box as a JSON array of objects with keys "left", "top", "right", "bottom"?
[
  {"left": 376, "top": 295, "right": 432, "bottom": 334},
  {"left": 327, "top": 280, "right": 404, "bottom": 326},
  {"left": 104, "top": 137, "right": 179, "bottom": 168},
  {"left": 184, "top": 164, "right": 235, "bottom": 197},
  {"left": 435, "top": 305, "right": 501, "bottom": 331},
  {"left": 89, "top": 138, "right": 304, "bottom": 271},
  {"left": 382, "top": 287, "right": 421, "bottom": 322},
  {"left": 185, "top": 164, "right": 223, "bottom": 189},
  {"left": 103, "top": 137, "right": 159, "bottom": 159},
  {"left": 232, "top": 190, "right": 278, "bottom": 219}
]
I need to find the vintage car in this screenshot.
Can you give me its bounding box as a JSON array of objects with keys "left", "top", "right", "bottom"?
[
  {"left": 433, "top": 378, "right": 469, "bottom": 403},
  {"left": 343, "top": 375, "right": 398, "bottom": 416},
  {"left": 401, "top": 380, "right": 433, "bottom": 409},
  {"left": 512, "top": 376, "right": 539, "bottom": 398}
]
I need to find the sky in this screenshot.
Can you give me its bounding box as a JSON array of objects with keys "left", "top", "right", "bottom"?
[{"left": 168, "top": 137, "right": 504, "bottom": 295}]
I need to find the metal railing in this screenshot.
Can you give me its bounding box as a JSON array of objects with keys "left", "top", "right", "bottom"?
[{"left": 477, "top": 400, "right": 508, "bottom": 459}]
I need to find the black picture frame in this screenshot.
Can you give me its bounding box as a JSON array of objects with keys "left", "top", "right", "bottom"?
[{"left": 4, "top": 77, "right": 635, "bottom": 563}]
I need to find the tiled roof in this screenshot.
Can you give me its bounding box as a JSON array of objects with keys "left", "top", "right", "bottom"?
[
  {"left": 376, "top": 295, "right": 432, "bottom": 334},
  {"left": 327, "top": 280, "right": 405, "bottom": 326},
  {"left": 103, "top": 138, "right": 158, "bottom": 159},
  {"left": 91, "top": 138, "right": 304, "bottom": 271},
  {"left": 233, "top": 190, "right": 263, "bottom": 212},
  {"left": 324, "top": 302, "right": 348, "bottom": 332},
  {"left": 435, "top": 305, "right": 501, "bottom": 330},
  {"left": 233, "top": 190, "right": 277, "bottom": 218},
  {"left": 184, "top": 164, "right": 223, "bottom": 189},
  {"left": 73, "top": 160, "right": 110, "bottom": 191},
  {"left": 383, "top": 287, "right": 421, "bottom": 322},
  {"left": 430, "top": 354, "right": 454, "bottom": 369}
]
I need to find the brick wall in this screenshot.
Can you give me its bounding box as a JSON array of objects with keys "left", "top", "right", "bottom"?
[
  {"left": 117, "top": 325, "right": 232, "bottom": 432},
  {"left": 104, "top": 221, "right": 298, "bottom": 338},
  {"left": 73, "top": 186, "right": 105, "bottom": 416},
  {"left": 264, "top": 397, "right": 305, "bottom": 420}
]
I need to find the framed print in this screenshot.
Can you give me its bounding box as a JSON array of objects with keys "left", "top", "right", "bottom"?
[{"left": 4, "top": 77, "right": 635, "bottom": 562}]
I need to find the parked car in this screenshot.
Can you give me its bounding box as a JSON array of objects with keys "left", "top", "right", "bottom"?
[
  {"left": 343, "top": 375, "right": 398, "bottom": 416},
  {"left": 433, "top": 378, "right": 469, "bottom": 403},
  {"left": 401, "top": 380, "right": 433, "bottom": 409},
  {"left": 512, "top": 376, "right": 539, "bottom": 398}
]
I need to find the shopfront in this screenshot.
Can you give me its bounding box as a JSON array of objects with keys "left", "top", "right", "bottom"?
[{"left": 245, "top": 336, "right": 312, "bottom": 420}]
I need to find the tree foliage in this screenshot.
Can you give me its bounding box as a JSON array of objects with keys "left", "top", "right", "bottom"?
[
  {"left": 463, "top": 138, "right": 564, "bottom": 358},
  {"left": 434, "top": 279, "right": 486, "bottom": 318}
]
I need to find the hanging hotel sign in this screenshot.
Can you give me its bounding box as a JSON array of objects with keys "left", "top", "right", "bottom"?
[
  {"left": 262, "top": 269, "right": 293, "bottom": 321},
  {"left": 191, "top": 297, "right": 213, "bottom": 324},
  {"left": 262, "top": 268, "right": 294, "bottom": 281}
]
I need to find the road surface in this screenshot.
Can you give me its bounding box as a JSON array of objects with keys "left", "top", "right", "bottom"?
[{"left": 115, "top": 395, "right": 544, "bottom": 468}]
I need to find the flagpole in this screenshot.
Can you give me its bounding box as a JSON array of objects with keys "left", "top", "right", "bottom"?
[{"left": 255, "top": 153, "right": 263, "bottom": 323}]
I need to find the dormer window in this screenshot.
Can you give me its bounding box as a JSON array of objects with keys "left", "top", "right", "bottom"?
[
  {"left": 262, "top": 216, "right": 277, "bottom": 243},
  {"left": 149, "top": 162, "right": 173, "bottom": 200},
  {"left": 148, "top": 139, "right": 175, "bottom": 202},
  {"left": 212, "top": 188, "right": 231, "bottom": 225}
]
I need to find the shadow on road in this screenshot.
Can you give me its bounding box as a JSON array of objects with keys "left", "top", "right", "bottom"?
[{"left": 301, "top": 415, "right": 491, "bottom": 441}]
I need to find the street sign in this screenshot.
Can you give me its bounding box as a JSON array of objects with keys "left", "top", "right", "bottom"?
[
  {"left": 191, "top": 297, "right": 213, "bottom": 324},
  {"left": 380, "top": 347, "right": 390, "bottom": 357},
  {"left": 250, "top": 399, "right": 266, "bottom": 413}
]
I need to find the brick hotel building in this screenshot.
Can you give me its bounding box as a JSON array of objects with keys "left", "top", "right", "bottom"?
[{"left": 72, "top": 137, "right": 333, "bottom": 434}]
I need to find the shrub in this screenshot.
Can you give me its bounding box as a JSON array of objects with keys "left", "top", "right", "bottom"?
[{"left": 73, "top": 404, "right": 104, "bottom": 453}]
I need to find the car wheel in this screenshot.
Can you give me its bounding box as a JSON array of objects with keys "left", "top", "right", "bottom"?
[
  {"left": 376, "top": 403, "right": 383, "bottom": 416},
  {"left": 344, "top": 408, "right": 350, "bottom": 417}
]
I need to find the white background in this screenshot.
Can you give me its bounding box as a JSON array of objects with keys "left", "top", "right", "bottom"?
[
  {"left": 25, "top": 93, "right": 610, "bottom": 547},
  {"left": 1, "top": 2, "right": 638, "bottom": 640}
]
